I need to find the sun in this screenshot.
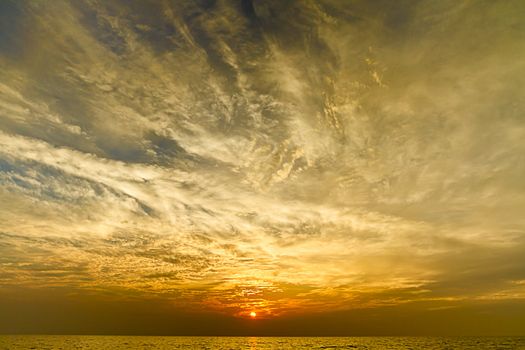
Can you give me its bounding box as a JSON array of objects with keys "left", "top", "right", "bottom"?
[{"left": 250, "top": 311, "right": 257, "bottom": 318}]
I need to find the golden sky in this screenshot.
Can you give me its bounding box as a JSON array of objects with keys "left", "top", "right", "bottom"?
[{"left": 1, "top": 0, "right": 525, "bottom": 335}]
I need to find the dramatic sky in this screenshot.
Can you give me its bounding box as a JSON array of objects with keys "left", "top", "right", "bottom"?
[{"left": 1, "top": 0, "right": 525, "bottom": 336}]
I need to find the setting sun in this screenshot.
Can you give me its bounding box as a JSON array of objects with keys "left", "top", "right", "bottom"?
[{"left": 250, "top": 312, "right": 257, "bottom": 318}]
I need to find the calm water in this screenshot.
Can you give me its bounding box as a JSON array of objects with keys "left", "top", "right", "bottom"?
[{"left": 0, "top": 336, "right": 524, "bottom": 349}]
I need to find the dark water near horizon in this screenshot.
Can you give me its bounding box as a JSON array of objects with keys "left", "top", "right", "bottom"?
[{"left": 0, "top": 336, "right": 524, "bottom": 349}]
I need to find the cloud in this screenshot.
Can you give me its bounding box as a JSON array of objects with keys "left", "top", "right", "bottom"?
[{"left": 0, "top": 0, "right": 524, "bottom": 328}]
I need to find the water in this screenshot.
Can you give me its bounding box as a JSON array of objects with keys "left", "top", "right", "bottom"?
[{"left": 0, "top": 336, "right": 524, "bottom": 349}]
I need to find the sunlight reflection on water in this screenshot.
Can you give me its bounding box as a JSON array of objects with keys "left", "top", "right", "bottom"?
[{"left": 1, "top": 335, "right": 525, "bottom": 349}]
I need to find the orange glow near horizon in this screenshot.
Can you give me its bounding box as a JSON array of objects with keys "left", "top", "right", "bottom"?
[{"left": 250, "top": 311, "right": 257, "bottom": 318}]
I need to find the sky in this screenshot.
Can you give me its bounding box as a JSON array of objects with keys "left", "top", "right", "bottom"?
[{"left": 1, "top": 0, "right": 525, "bottom": 336}]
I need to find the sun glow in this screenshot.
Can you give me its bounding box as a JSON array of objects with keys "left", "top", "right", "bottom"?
[{"left": 250, "top": 311, "right": 257, "bottom": 318}]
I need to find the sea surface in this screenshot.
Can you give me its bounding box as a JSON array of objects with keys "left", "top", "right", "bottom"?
[{"left": 0, "top": 336, "right": 524, "bottom": 349}]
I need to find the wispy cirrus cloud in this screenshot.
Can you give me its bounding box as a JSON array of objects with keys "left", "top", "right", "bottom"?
[{"left": 0, "top": 0, "right": 524, "bottom": 326}]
